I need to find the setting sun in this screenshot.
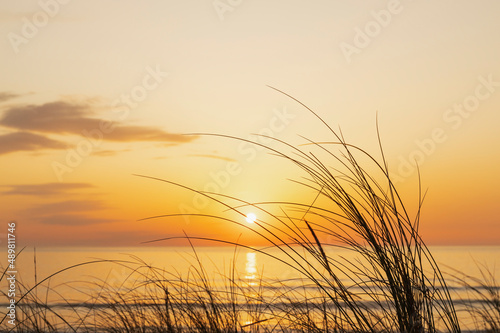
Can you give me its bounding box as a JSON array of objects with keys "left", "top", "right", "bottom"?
[{"left": 245, "top": 213, "right": 257, "bottom": 224}]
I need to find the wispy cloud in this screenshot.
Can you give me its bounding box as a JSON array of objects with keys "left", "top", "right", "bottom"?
[
  {"left": 28, "top": 199, "right": 107, "bottom": 215},
  {"left": 2, "top": 182, "right": 94, "bottom": 196},
  {"left": 92, "top": 149, "right": 131, "bottom": 157},
  {"left": 1, "top": 101, "right": 93, "bottom": 132},
  {"left": 39, "top": 214, "right": 117, "bottom": 226},
  {"left": 188, "top": 154, "right": 236, "bottom": 162},
  {"left": 6, "top": 183, "right": 116, "bottom": 226},
  {"left": 107, "top": 126, "right": 193, "bottom": 142},
  {"left": 26, "top": 199, "right": 116, "bottom": 226},
  {"left": 0, "top": 100, "right": 197, "bottom": 143},
  {"left": 0, "top": 92, "right": 22, "bottom": 103},
  {"left": 0, "top": 131, "right": 68, "bottom": 155}
]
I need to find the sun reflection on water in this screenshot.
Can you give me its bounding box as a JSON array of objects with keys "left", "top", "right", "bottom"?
[{"left": 244, "top": 252, "right": 257, "bottom": 286}]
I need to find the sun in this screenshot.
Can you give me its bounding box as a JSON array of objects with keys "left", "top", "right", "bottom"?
[{"left": 245, "top": 213, "right": 257, "bottom": 224}]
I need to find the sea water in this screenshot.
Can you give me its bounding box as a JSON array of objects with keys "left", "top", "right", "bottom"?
[{"left": 1, "top": 246, "right": 499, "bottom": 331}]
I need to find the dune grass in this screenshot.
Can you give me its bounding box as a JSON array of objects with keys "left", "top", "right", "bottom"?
[
  {"left": 135, "top": 90, "right": 461, "bottom": 332},
  {"left": 448, "top": 264, "right": 500, "bottom": 333},
  {"left": 1, "top": 93, "right": 498, "bottom": 332}
]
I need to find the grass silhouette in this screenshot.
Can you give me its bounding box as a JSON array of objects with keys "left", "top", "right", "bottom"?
[{"left": 135, "top": 88, "right": 461, "bottom": 332}]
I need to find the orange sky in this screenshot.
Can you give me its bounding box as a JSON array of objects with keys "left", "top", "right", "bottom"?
[{"left": 0, "top": 0, "right": 499, "bottom": 247}]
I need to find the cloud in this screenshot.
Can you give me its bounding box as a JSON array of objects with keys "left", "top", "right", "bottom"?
[
  {"left": 92, "top": 149, "right": 131, "bottom": 157},
  {"left": 8, "top": 189, "right": 117, "bottom": 226},
  {"left": 27, "top": 199, "right": 116, "bottom": 226},
  {"left": 2, "top": 183, "right": 94, "bottom": 196},
  {"left": 1, "top": 101, "right": 99, "bottom": 133},
  {"left": 28, "top": 200, "right": 107, "bottom": 215},
  {"left": 0, "top": 131, "right": 68, "bottom": 155},
  {"left": 39, "top": 215, "right": 117, "bottom": 226},
  {"left": 188, "top": 154, "right": 236, "bottom": 162},
  {"left": 107, "top": 126, "right": 193, "bottom": 142},
  {"left": 0, "top": 92, "right": 22, "bottom": 103},
  {"left": 0, "top": 100, "right": 197, "bottom": 144}
]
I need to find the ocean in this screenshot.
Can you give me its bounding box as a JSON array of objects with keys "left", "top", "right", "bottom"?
[{"left": 1, "top": 246, "right": 499, "bottom": 331}]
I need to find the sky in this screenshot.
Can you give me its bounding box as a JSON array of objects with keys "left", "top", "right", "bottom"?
[{"left": 0, "top": 0, "right": 499, "bottom": 247}]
